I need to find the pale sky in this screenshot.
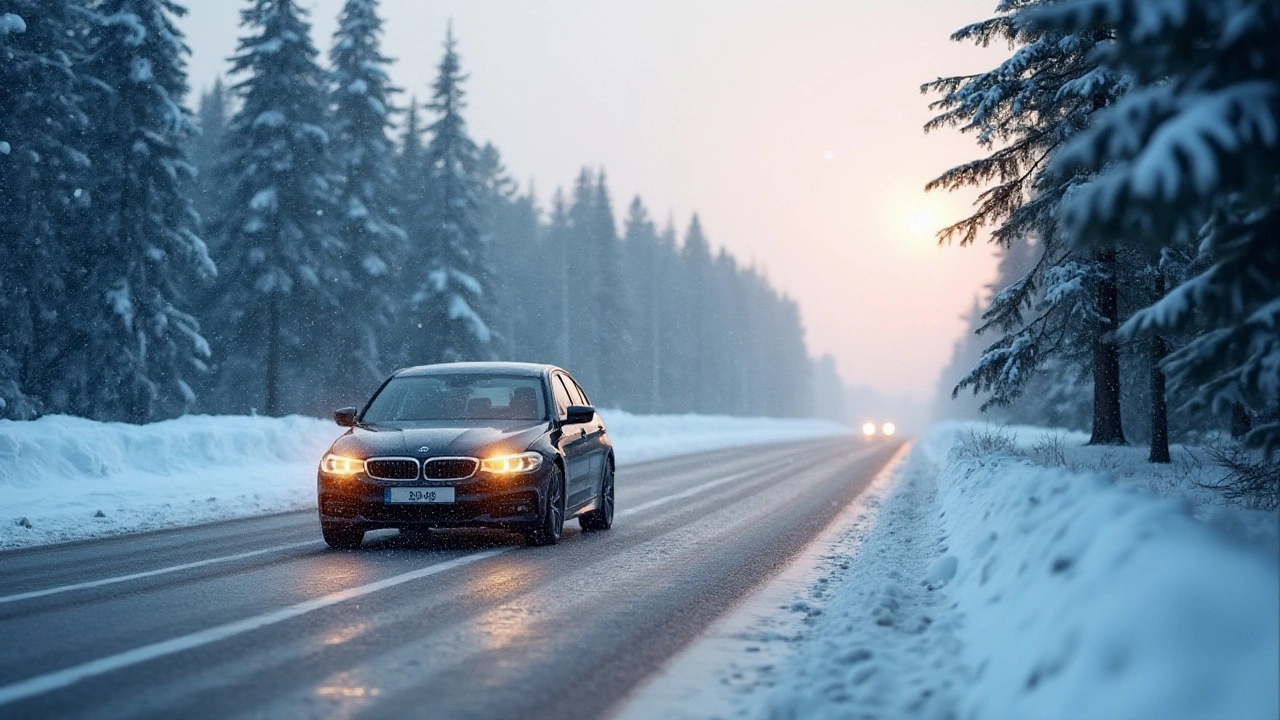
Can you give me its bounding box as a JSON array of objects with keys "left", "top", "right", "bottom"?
[{"left": 182, "top": 0, "right": 1003, "bottom": 403}]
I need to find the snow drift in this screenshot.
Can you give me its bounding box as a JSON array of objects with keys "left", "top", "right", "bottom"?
[
  {"left": 756, "top": 422, "right": 1278, "bottom": 720},
  {"left": 0, "top": 411, "right": 848, "bottom": 549}
]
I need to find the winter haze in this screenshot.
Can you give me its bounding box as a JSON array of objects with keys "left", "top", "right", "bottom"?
[{"left": 183, "top": 0, "right": 1002, "bottom": 413}]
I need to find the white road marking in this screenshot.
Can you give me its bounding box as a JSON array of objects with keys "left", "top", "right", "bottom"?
[
  {"left": 0, "top": 548, "right": 512, "bottom": 708},
  {"left": 0, "top": 461, "right": 788, "bottom": 708},
  {"left": 618, "top": 467, "right": 760, "bottom": 518},
  {"left": 0, "top": 541, "right": 321, "bottom": 606}
]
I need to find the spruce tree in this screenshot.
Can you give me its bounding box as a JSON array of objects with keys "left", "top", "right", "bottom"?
[
  {"left": 564, "top": 168, "right": 599, "bottom": 386},
  {"left": 207, "top": 0, "right": 340, "bottom": 415},
  {"left": 190, "top": 78, "right": 227, "bottom": 243},
  {"left": 0, "top": 1, "right": 91, "bottom": 419},
  {"left": 680, "top": 215, "right": 713, "bottom": 412},
  {"left": 392, "top": 98, "right": 427, "bottom": 364},
  {"left": 1040, "top": 0, "right": 1280, "bottom": 453},
  {"left": 623, "top": 197, "right": 662, "bottom": 412},
  {"left": 70, "top": 0, "right": 215, "bottom": 422},
  {"left": 924, "top": 0, "right": 1130, "bottom": 444},
  {"left": 545, "top": 189, "right": 574, "bottom": 367},
  {"left": 481, "top": 144, "right": 538, "bottom": 360},
  {"left": 403, "top": 26, "right": 494, "bottom": 364},
  {"left": 591, "top": 171, "right": 628, "bottom": 406},
  {"left": 328, "top": 0, "right": 404, "bottom": 398}
]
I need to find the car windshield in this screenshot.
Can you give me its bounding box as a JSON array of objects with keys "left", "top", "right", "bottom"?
[{"left": 362, "top": 374, "right": 547, "bottom": 423}]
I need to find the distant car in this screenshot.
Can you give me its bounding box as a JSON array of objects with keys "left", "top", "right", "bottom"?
[
  {"left": 317, "top": 362, "right": 615, "bottom": 549},
  {"left": 861, "top": 421, "right": 897, "bottom": 439}
]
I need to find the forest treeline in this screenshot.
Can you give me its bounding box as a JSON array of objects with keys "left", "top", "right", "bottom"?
[
  {"left": 0, "top": 0, "right": 834, "bottom": 423},
  {"left": 928, "top": 0, "right": 1279, "bottom": 467}
]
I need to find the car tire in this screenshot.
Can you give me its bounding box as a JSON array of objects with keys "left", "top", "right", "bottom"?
[
  {"left": 322, "top": 521, "right": 365, "bottom": 550},
  {"left": 525, "top": 465, "right": 565, "bottom": 547},
  {"left": 579, "top": 461, "right": 614, "bottom": 532}
]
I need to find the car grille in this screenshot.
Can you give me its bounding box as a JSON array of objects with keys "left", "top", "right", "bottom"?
[
  {"left": 366, "top": 458, "right": 420, "bottom": 480},
  {"left": 423, "top": 457, "right": 478, "bottom": 480}
]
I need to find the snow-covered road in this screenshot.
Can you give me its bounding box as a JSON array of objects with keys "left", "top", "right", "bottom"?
[
  {"left": 0, "top": 412, "right": 848, "bottom": 549},
  {"left": 0, "top": 438, "right": 897, "bottom": 718}
]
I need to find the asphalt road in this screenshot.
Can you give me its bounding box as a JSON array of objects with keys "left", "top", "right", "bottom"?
[{"left": 0, "top": 438, "right": 902, "bottom": 720}]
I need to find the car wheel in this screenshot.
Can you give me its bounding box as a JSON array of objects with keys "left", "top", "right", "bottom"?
[
  {"left": 579, "top": 462, "right": 614, "bottom": 532},
  {"left": 525, "top": 465, "right": 565, "bottom": 546},
  {"left": 321, "top": 521, "right": 365, "bottom": 550}
]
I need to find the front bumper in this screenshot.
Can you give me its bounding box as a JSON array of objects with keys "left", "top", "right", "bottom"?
[{"left": 317, "top": 465, "right": 549, "bottom": 530}]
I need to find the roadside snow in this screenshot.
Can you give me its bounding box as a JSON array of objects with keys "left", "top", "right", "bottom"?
[
  {"left": 631, "top": 422, "right": 1279, "bottom": 720},
  {"left": 0, "top": 412, "right": 848, "bottom": 549},
  {"left": 603, "top": 410, "right": 850, "bottom": 466}
]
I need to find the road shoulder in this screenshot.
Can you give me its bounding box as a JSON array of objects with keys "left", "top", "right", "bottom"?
[{"left": 612, "top": 442, "right": 953, "bottom": 719}]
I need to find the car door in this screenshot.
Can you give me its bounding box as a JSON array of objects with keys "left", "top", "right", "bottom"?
[
  {"left": 552, "top": 373, "right": 593, "bottom": 504},
  {"left": 565, "top": 374, "right": 608, "bottom": 505}
]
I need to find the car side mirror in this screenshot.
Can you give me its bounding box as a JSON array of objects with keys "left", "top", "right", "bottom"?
[
  {"left": 334, "top": 407, "right": 358, "bottom": 427},
  {"left": 565, "top": 405, "right": 596, "bottom": 424}
]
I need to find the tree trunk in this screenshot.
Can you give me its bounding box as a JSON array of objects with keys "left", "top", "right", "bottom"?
[
  {"left": 1089, "top": 249, "right": 1126, "bottom": 445},
  {"left": 1230, "top": 403, "right": 1253, "bottom": 439},
  {"left": 1149, "top": 266, "right": 1170, "bottom": 462},
  {"left": 266, "top": 293, "right": 281, "bottom": 417}
]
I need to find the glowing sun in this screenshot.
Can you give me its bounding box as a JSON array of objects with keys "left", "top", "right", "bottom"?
[{"left": 906, "top": 206, "right": 939, "bottom": 239}]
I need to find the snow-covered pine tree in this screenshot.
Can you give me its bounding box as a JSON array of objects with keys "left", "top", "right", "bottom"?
[
  {"left": 545, "top": 189, "right": 573, "bottom": 367},
  {"left": 404, "top": 26, "right": 494, "bottom": 364},
  {"left": 327, "top": 0, "right": 404, "bottom": 400},
  {"left": 190, "top": 78, "right": 227, "bottom": 243},
  {"left": 1039, "top": 0, "right": 1280, "bottom": 454},
  {"left": 924, "top": 0, "right": 1130, "bottom": 444},
  {"left": 564, "top": 168, "right": 599, "bottom": 387},
  {"left": 623, "top": 197, "right": 663, "bottom": 412},
  {"left": 679, "top": 215, "right": 713, "bottom": 412},
  {"left": 72, "top": 0, "right": 215, "bottom": 422},
  {"left": 480, "top": 143, "right": 537, "bottom": 360},
  {"left": 0, "top": 1, "right": 91, "bottom": 419},
  {"left": 591, "top": 171, "right": 629, "bottom": 406},
  {"left": 206, "top": 0, "right": 341, "bottom": 416}
]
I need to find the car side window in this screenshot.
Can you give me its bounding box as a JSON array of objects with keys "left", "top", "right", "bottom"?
[
  {"left": 566, "top": 376, "right": 590, "bottom": 406},
  {"left": 551, "top": 375, "right": 574, "bottom": 419}
]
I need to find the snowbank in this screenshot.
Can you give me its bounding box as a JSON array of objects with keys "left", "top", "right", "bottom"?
[
  {"left": 600, "top": 409, "right": 849, "bottom": 466},
  {"left": 0, "top": 412, "right": 848, "bottom": 549},
  {"left": 754, "top": 422, "right": 1278, "bottom": 720}
]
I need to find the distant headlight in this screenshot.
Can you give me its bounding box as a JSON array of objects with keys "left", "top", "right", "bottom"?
[
  {"left": 861, "top": 422, "right": 877, "bottom": 437},
  {"left": 882, "top": 422, "right": 897, "bottom": 437},
  {"left": 481, "top": 452, "right": 543, "bottom": 474},
  {"left": 321, "top": 453, "right": 365, "bottom": 475}
]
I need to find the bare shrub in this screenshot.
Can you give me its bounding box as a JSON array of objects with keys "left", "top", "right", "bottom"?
[
  {"left": 952, "top": 426, "right": 1020, "bottom": 462},
  {"left": 1201, "top": 445, "right": 1280, "bottom": 511},
  {"left": 1029, "top": 433, "right": 1068, "bottom": 468},
  {"left": 1084, "top": 451, "right": 1122, "bottom": 476}
]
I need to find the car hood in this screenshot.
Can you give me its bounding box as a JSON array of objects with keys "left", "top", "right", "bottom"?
[{"left": 329, "top": 421, "right": 551, "bottom": 459}]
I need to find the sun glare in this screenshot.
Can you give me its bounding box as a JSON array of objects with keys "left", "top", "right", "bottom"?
[{"left": 906, "top": 207, "right": 937, "bottom": 239}]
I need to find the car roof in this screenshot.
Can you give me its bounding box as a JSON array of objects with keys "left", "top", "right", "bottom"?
[{"left": 393, "top": 362, "right": 559, "bottom": 379}]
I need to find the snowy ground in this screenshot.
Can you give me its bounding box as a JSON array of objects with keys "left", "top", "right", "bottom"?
[
  {"left": 0, "top": 411, "right": 848, "bottom": 550},
  {"left": 623, "top": 422, "right": 1279, "bottom": 720}
]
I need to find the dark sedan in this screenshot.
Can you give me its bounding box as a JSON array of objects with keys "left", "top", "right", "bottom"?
[{"left": 317, "top": 362, "right": 615, "bottom": 549}]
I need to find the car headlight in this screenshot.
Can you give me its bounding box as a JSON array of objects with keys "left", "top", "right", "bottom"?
[
  {"left": 321, "top": 453, "right": 365, "bottom": 475},
  {"left": 481, "top": 452, "right": 543, "bottom": 474}
]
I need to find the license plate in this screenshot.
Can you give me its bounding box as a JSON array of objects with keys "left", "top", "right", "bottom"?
[{"left": 384, "top": 487, "right": 455, "bottom": 504}]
